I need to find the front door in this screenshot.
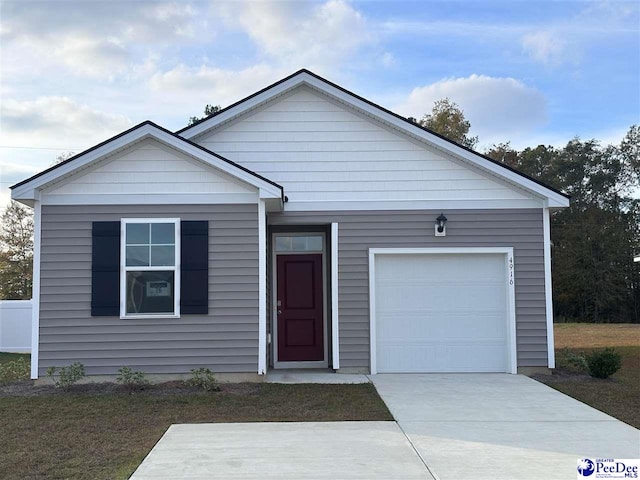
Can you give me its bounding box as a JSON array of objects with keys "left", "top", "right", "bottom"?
[{"left": 276, "top": 254, "right": 324, "bottom": 362}]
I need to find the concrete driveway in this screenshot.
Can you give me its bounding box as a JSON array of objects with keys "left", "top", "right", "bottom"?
[
  {"left": 131, "top": 422, "right": 432, "bottom": 479},
  {"left": 131, "top": 373, "right": 639, "bottom": 480},
  {"left": 371, "top": 374, "right": 640, "bottom": 480}
]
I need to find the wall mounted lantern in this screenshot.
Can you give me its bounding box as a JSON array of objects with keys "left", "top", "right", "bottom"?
[{"left": 435, "top": 213, "right": 447, "bottom": 237}]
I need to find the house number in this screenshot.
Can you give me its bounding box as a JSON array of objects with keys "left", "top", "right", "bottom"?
[{"left": 509, "top": 257, "right": 514, "bottom": 285}]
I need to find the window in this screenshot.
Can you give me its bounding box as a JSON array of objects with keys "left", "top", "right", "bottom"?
[
  {"left": 121, "top": 219, "right": 180, "bottom": 318},
  {"left": 275, "top": 235, "right": 323, "bottom": 252}
]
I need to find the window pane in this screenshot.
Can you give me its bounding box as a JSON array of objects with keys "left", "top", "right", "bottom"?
[
  {"left": 126, "top": 271, "right": 174, "bottom": 315},
  {"left": 151, "top": 245, "right": 175, "bottom": 266},
  {"left": 292, "top": 236, "right": 307, "bottom": 251},
  {"left": 276, "top": 235, "right": 323, "bottom": 252},
  {"left": 126, "top": 246, "right": 149, "bottom": 266},
  {"left": 306, "top": 236, "right": 323, "bottom": 251},
  {"left": 152, "top": 223, "right": 175, "bottom": 245},
  {"left": 275, "top": 237, "right": 292, "bottom": 252},
  {"left": 126, "top": 223, "right": 149, "bottom": 245}
]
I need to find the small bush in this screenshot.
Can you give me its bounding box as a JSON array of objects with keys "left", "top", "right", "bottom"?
[
  {"left": 185, "top": 367, "right": 220, "bottom": 392},
  {"left": 46, "top": 362, "right": 85, "bottom": 390},
  {"left": 116, "top": 367, "right": 150, "bottom": 391},
  {"left": 0, "top": 357, "right": 30, "bottom": 384},
  {"left": 557, "top": 348, "right": 588, "bottom": 371},
  {"left": 586, "top": 348, "right": 622, "bottom": 379}
]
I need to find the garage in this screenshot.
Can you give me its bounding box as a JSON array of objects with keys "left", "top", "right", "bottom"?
[{"left": 370, "top": 248, "right": 516, "bottom": 374}]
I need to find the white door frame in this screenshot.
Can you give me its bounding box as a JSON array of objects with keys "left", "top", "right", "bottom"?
[
  {"left": 271, "top": 231, "right": 329, "bottom": 369},
  {"left": 368, "top": 247, "right": 517, "bottom": 375}
]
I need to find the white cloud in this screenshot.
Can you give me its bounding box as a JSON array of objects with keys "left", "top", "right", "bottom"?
[
  {"left": 522, "top": 31, "right": 567, "bottom": 65},
  {"left": 0, "top": 97, "right": 131, "bottom": 149},
  {"left": 0, "top": 157, "right": 45, "bottom": 208},
  {"left": 578, "top": 0, "right": 638, "bottom": 24},
  {"left": 55, "top": 36, "right": 130, "bottom": 77},
  {"left": 0, "top": 1, "right": 203, "bottom": 79},
  {"left": 214, "top": 0, "right": 375, "bottom": 71},
  {"left": 149, "top": 64, "right": 289, "bottom": 109},
  {"left": 0, "top": 97, "right": 132, "bottom": 209},
  {"left": 379, "top": 52, "right": 396, "bottom": 68},
  {"left": 0, "top": 161, "right": 40, "bottom": 177},
  {"left": 125, "top": 2, "right": 200, "bottom": 43},
  {"left": 395, "top": 74, "right": 547, "bottom": 144},
  {"left": 0, "top": 160, "right": 40, "bottom": 206}
]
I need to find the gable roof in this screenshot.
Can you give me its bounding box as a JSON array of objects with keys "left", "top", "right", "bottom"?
[
  {"left": 178, "top": 69, "right": 570, "bottom": 208},
  {"left": 11, "top": 120, "right": 284, "bottom": 203}
]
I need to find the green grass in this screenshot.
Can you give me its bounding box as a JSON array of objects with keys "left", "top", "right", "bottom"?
[
  {"left": 0, "top": 383, "right": 392, "bottom": 480},
  {"left": 535, "top": 323, "right": 640, "bottom": 428},
  {"left": 0, "top": 352, "right": 30, "bottom": 365}
]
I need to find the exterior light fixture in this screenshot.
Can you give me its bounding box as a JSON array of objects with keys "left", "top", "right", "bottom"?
[{"left": 435, "top": 213, "right": 447, "bottom": 237}]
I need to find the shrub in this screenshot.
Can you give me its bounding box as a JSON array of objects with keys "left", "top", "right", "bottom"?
[
  {"left": 185, "top": 367, "right": 220, "bottom": 392},
  {"left": 557, "top": 348, "right": 588, "bottom": 371},
  {"left": 46, "top": 362, "right": 85, "bottom": 390},
  {"left": 0, "top": 357, "right": 30, "bottom": 384},
  {"left": 116, "top": 366, "right": 150, "bottom": 391},
  {"left": 586, "top": 348, "right": 622, "bottom": 379}
]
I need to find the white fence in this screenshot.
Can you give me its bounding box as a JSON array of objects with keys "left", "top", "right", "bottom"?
[{"left": 0, "top": 300, "right": 32, "bottom": 353}]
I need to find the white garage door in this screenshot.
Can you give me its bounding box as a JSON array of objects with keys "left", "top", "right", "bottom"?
[{"left": 374, "top": 253, "right": 511, "bottom": 373}]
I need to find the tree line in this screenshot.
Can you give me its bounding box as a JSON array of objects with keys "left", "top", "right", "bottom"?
[
  {"left": 418, "top": 99, "right": 639, "bottom": 323},
  {"left": 1, "top": 100, "right": 638, "bottom": 323}
]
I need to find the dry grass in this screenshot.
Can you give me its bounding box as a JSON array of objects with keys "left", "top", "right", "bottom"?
[
  {"left": 0, "top": 382, "right": 392, "bottom": 480},
  {"left": 554, "top": 323, "right": 640, "bottom": 348},
  {"left": 535, "top": 323, "right": 640, "bottom": 429}
]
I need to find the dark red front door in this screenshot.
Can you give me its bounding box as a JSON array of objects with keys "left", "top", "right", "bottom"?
[{"left": 277, "top": 254, "right": 324, "bottom": 362}]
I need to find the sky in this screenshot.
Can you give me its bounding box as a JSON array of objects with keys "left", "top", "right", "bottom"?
[{"left": 1, "top": 0, "right": 639, "bottom": 206}]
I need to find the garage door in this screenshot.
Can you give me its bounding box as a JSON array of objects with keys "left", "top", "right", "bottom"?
[{"left": 373, "top": 252, "right": 511, "bottom": 373}]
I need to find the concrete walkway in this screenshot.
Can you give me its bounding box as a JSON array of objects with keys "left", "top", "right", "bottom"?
[
  {"left": 130, "top": 422, "right": 431, "bottom": 479},
  {"left": 266, "top": 370, "right": 370, "bottom": 384},
  {"left": 371, "top": 374, "right": 640, "bottom": 480}
]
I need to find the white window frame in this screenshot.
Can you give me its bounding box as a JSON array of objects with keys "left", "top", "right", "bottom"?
[{"left": 120, "top": 218, "right": 181, "bottom": 319}]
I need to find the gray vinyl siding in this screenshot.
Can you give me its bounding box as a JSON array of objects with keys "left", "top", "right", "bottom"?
[
  {"left": 268, "top": 209, "right": 547, "bottom": 370},
  {"left": 39, "top": 204, "right": 259, "bottom": 376}
]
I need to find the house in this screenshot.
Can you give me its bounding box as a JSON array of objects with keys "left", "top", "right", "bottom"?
[{"left": 11, "top": 70, "right": 569, "bottom": 381}]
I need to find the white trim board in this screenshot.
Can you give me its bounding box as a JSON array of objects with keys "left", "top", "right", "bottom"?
[
  {"left": 543, "top": 208, "right": 555, "bottom": 368},
  {"left": 368, "top": 247, "right": 518, "bottom": 375},
  {"left": 281, "top": 199, "right": 544, "bottom": 211},
  {"left": 180, "top": 71, "right": 569, "bottom": 208},
  {"left": 330, "top": 223, "right": 340, "bottom": 370},
  {"left": 30, "top": 201, "right": 41, "bottom": 379},
  {"left": 41, "top": 193, "right": 260, "bottom": 206},
  {"left": 258, "top": 200, "right": 267, "bottom": 375}
]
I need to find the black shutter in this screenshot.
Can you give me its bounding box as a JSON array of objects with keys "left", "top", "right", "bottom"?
[
  {"left": 91, "top": 221, "right": 120, "bottom": 316},
  {"left": 181, "top": 221, "right": 209, "bottom": 314}
]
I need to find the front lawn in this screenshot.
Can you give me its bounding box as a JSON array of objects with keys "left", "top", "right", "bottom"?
[
  {"left": 534, "top": 323, "right": 640, "bottom": 429},
  {"left": 0, "top": 382, "right": 392, "bottom": 480},
  {"left": 0, "top": 352, "right": 29, "bottom": 365}
]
